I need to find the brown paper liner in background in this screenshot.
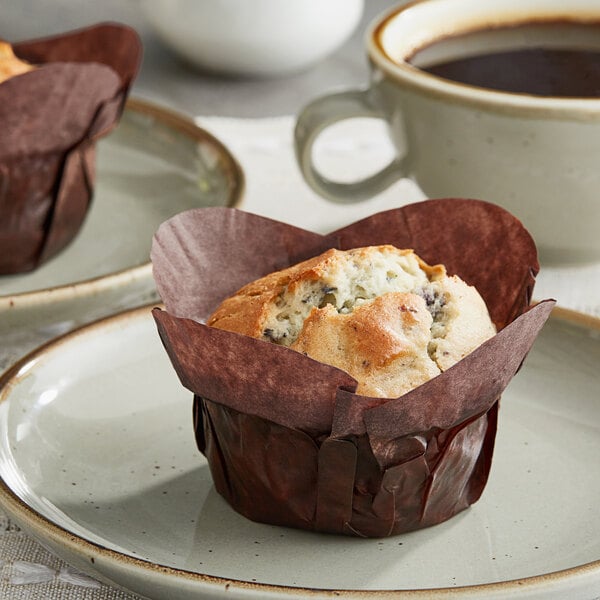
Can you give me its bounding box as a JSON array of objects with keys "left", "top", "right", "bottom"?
[
  {"left": 151, "top": 199, "right": 555, "bottom": 537},
  {"left": 0, "top": 23, "right": 141, "bottom": 274}
]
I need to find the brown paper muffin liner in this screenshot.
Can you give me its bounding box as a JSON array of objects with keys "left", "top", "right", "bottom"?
[
  {"left": 151, "top": 198, "right": 555, "bottom": 537},
  {"left": 0, "top": 23, "right": 141, "bottom": 274}
]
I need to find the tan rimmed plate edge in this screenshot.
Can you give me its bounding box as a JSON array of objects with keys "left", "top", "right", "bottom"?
[
  {"left": 0, "top": 303, "right": 598, "bottom": 599},
  {"left": 0, "top": 97, "right": 245, "bottom": 312}
]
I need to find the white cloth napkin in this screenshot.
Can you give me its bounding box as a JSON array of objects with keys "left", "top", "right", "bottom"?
[{"left": 1, "top": 115, "right": 599, "bottom": 600}]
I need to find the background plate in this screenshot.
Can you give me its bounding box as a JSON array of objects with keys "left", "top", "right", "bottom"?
[
  {"left": 0, "top": 98, "right": 244, "bottom": 340},
  {"left": 0, "top": 306, "right": 598, "bottom": 600}
]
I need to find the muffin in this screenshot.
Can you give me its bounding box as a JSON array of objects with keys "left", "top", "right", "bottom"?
[
  {"left": 152, "top": 199, "right": 554, "bottom": 537},
  {"left": 208, "top": 245, "right": 497, "bottom": 398},
  {"left": 0, "top": 24, "right": 141, "bottom": 274},
  {"left": 0, "top": 41, "right": 34, "bottom": 82}
]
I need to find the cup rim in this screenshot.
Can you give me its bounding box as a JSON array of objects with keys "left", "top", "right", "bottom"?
[{"left": 366, "top": 0, "right": 600, "bottom": 118}]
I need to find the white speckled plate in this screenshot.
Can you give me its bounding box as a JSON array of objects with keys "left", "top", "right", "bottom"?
[
  {"left": 0, "top": 98, "right": 243, "bottom": 338},
  {"left": 0, "top": 306, "right": 598, "bottom": 600}
]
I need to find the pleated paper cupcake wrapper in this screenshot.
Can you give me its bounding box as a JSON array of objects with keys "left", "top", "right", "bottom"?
[
  {"left": 151, "top": 198, "right": 555, "bottom": 537},
  {"left": 0, "top": 23, "right": 141, "bottom": 274}
]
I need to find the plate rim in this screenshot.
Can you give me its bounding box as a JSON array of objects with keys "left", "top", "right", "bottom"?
[
  {"left": 0, "top": 304, "right": 598, "bottom": 598},
  {"left": 0, "top": 97, "right": 245, "bottom": 309}
]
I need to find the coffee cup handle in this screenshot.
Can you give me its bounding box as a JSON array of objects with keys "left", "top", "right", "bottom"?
[{"left": 294, "top": 88, "right": 405, "bottom": 204}]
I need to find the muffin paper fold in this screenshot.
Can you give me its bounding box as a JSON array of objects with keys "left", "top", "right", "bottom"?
[
  {"left": 0, "top": 23, "right": 141, "bottom": 274},
  {"left": 152, "top": 199, "right": 554, "bottom": 537}
]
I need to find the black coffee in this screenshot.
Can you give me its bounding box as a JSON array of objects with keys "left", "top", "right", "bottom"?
[{"left": 408, "top": 21, "right": 600, "bottom": 98}]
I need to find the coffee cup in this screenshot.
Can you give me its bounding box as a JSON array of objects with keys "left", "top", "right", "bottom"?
[{"left": 294, "top": 0, "right": 600, "bottom": 264}]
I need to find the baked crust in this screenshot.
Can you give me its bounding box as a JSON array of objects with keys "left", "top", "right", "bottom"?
[{"left": 0, "top": 41, "right": 34, "bottom": 83}]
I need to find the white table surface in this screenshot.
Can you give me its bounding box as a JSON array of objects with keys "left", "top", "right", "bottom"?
[{"left": 0, "top": 2, "right": 599, "bottom": 599}]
